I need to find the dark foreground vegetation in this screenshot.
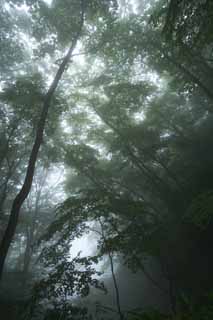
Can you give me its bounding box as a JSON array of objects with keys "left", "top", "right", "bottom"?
[{"left": 1, "top": 0, "right": 213, "bottom": 319}]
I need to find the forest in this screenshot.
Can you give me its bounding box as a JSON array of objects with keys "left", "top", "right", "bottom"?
[{"left": 0, "top": 0, "right": 213, "bottom": 319}]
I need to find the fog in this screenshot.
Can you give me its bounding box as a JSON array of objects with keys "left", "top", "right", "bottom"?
[{"left": 1, "top": 0, "right": 213, "bottom": 319}]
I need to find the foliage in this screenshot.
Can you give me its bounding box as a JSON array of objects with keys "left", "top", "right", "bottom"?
[
  {"left": 185, "top": 191, "right": 213, "bottom": 230},
  {"left": 1, "top": 0, "right": 213, "bottom": 319},
  {"left": 27, "top": 253, "right": 105, "bottom": 320}
]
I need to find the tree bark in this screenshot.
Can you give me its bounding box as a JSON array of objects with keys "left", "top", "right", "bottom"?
[{"left": 0, "top": 3, "right": 85, "bottom": 280}]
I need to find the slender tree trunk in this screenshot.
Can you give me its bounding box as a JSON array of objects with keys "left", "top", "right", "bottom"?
[
  {"left": 23, "top": 191, "right": 40, "bottom": 275},
  {"left": 22, "top": 168, "right": 48, "bottom": 277},
  {"left": 0, "top": 159, "right": 21, "bottom": 217},
  {"left": 23, "top": 227, "right": 32, "bottom": 275},
  {"left": 99, "top": 220, "right": 124, "bottom": 320},
  {"left": 0, "top": 177, "right": 10, "bottom": 217},
  {"left": 0, "top": 120, "right": 18, "bottom": 169},
  {"left": 0, "top": 3, "right": 85, "bottom": 280},
  {"left": 108, "top": 251, "right": 124, "bottom": 320},
  {"left": 22, "top": 210, "right": 37, "bottom": 288}
]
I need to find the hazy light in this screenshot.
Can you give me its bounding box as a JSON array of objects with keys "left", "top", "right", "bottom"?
[{"left": 43, "top": 0, "right": 53, "bottom": 6}]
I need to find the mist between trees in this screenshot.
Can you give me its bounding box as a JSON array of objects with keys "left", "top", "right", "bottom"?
[{"left": 0, "top": 0, "right": 213, "bottom": 319}]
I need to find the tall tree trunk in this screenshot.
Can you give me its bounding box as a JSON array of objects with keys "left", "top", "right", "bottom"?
[
  {"left": 108, "top": 251, "right": 124, "bottom": 320},
  {"left": 99, "top": 220, "right": 124, "bottom": 320},
  {"left": 0, "top": 3, "right": 85, "bottom": 280}
]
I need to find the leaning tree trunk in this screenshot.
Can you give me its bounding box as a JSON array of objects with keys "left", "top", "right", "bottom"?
[{"left": 0, "top": 3, "right": 85, "bottom": 280}]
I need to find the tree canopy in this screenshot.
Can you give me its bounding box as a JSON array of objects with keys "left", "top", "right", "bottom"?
[{"left": 1, "top": 1, "right": 213, "bottom": 319}]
